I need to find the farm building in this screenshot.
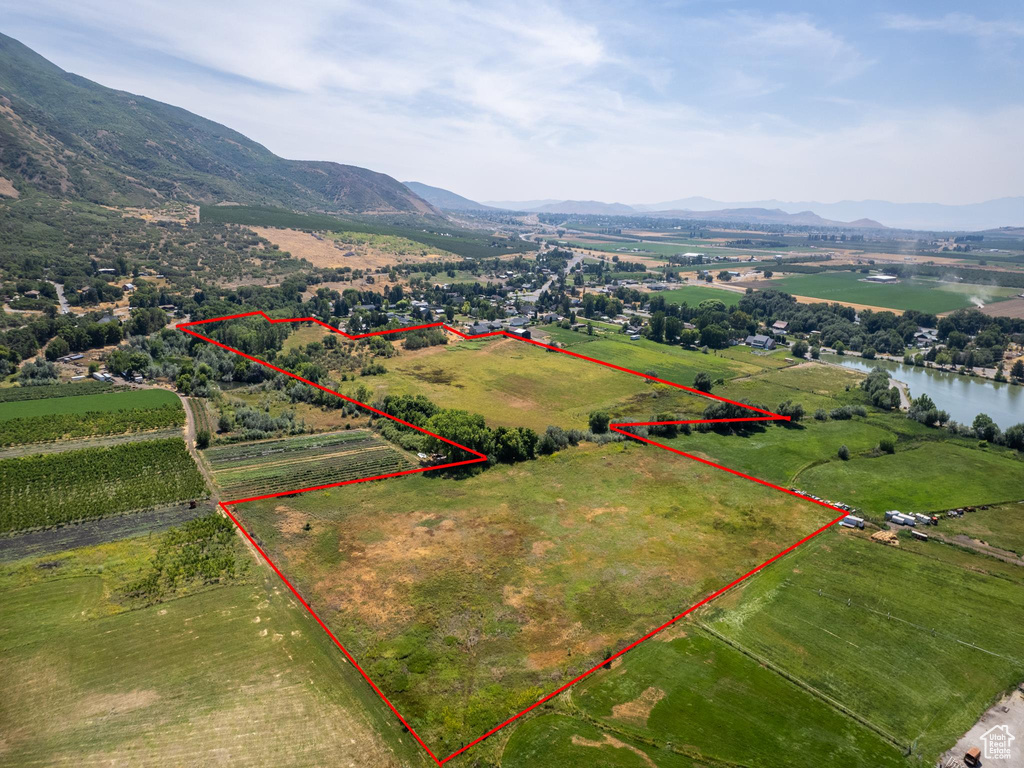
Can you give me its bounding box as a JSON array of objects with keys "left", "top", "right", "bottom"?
[
  {"left": 771, "top": 320, "right": 789, "bottom": 332},
  {"left": 744, "top": 334, "right": 776, "bottom": 350},
  {"left": 509, "top": 328, "right": 532, "bottom": 340}
]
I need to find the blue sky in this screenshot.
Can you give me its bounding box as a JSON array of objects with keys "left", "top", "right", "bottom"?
[{"left": 2, "top": 0, "right": 1022, "bottom": 204}]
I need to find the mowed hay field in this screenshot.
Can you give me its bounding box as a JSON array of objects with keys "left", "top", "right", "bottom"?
[
  {"left": 234, "top": 441, "right": 837, "bottom": 757},
  {"left": 0, "top": 536, "right": 428, "bottom": 768},
  {"left": 768, "top": 271, "right": 1019, "bottom": 313}
]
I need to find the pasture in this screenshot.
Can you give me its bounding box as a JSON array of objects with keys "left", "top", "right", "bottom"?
[
  {"left": 768, "top": 271, "right": 1019, "bottom": 313},
  {"left": 233, "top": 440, "right": 836, "bottom": 756},
  {"left": 0, "top": 534, "right": 426, "bottom": 767},
  {"left": 704, "top": 532, "right": 1024, "bottom": 761},
  {"left": 563, "top": 630, "right": 906, "bottom": 768},
  {"left": 365, "top": 334, "right": 760, "bottom": 432}
]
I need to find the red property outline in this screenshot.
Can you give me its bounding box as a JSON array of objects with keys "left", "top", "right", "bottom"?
[{"left": 178, "top": 311, "right": 848, "bottom": 765}]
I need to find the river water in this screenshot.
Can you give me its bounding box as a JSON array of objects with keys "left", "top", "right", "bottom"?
[{"left": 821, "top": 354, "right": 1024, "bottom": 429}]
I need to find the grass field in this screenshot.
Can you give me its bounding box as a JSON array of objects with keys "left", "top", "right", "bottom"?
[
  {"left": 654, "top": 285, "right": 744, "bottom": 307},
  {"left": 364, "top": 334, "right": 762, "bottom": 432},
  {"left": 0, "top": 535, "right": 428, "bottom": 767},
  {"left": 0, "top": 387, "right": 179, "bottom": 421},
  {"left": 793, "top": 440, "right": 1024, "bottom": 514},
  {"left": 565, "top": 630, "right": 906, "bottom": 768},
  {"left": 933, "top": 500, "right": 1024, "bottom": 556},
  {"left": 769, "top": 271, "right": 1019, "bottom": 313},
  {"left": 703, "top": 532, "right": 1024, "bottom": 761},
  {"left": 232, "top": 441, "right": 836, "bottom": 757}
]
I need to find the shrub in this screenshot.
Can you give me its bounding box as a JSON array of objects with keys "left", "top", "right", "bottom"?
[
  {"left": 588, "top": 411, "right": 611, "bottom": 433},
  {"left": 878, "top": 438, "right": 895, "bottom": 454},
  {"left": 838, "top": 444, "right": 850, "bottom": 460}
]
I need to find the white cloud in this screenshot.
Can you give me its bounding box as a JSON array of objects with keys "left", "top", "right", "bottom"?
[{"left": 0, "top": 0, "right": 1020, "bottom": 204}]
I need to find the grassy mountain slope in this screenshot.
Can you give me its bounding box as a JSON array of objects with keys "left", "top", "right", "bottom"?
[
  {"left": 402, "top": 181, "right": 496, "bottom": 211},
  {"left": 0, "top": 33, "right": 434, "bottom": 215}
]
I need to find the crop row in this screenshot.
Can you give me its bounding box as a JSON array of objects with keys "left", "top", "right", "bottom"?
[
  {"left": 205, "top": 430, "right": 374, "bottom": 465},
  {"left": 0, "top": 381, "right": 114, "bottom": 402},
  {"left": 0, "top": 438, "right": 208, "bottom": 533},
  {"left": 215, "top": 446, "right": 412, "bottom": 497},
  {"left": 0, "top": 404, "right": 184, "bottom": 446}
]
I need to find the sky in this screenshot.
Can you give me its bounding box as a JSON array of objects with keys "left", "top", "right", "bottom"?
[{"left": 2, "top": 0, "right": 1022, "bottom": 206}]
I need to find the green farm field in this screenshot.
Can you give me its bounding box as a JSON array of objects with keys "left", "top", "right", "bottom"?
[
  {"left": 0, "top": 438, "right": 207, "bottom": 533},
  {"left": 769, "top": 271, "right": 1019, "bottom": 313},
  {"left": 653, "top": 284, "right": 744, "bottom": 307},
  {"left": 0, "top": 387, "right": 179, "bottom": 421},
  {"left": 0, "top": 534, "right": 427, "bottom": 768},
  {"left": 703, "top": 532, "right": 1024, "bottom": 761}
]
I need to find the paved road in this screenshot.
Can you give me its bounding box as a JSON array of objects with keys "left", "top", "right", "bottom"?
[{"left": 48, "top": 281, "right": 70, "bottom": 314}]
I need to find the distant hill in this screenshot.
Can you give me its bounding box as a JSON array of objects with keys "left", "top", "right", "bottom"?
[
  {"left": 531, "top": 200, "right": 636, "bottom": 215},
  {"left": 0, "top": 33, "right": 434, "bottom": 215},
  {"left": 647, "top": 207, "right": 885, "bottom": 229},
  {"left": 402, "top": 181, "right": 495, "bottom": 211},
  {"left": 636, "top": 196, "right": 1024, "bottom": 231}
]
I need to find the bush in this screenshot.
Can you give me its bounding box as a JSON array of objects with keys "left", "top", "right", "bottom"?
[
  {"left": 790, "top": 340, "right": 809, "bottom": 359},
  {"left": 878, "top": 438, "right": 895, "bottom": 454},
  {"left": 693, "top": 372, "right": 713, "bottom": 392},
  {"left": 838, "top": 444, "right": 850, "bottom": 460},
  {"left": 196, "top": 429, "right": 211, "bottom": 449},
  {"left": 588, "top": 411, "right": 611, "bottom": 433}
]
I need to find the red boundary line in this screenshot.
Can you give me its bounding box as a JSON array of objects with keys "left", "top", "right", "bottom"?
[{"left": 178, "top": 311, "right": 847, "bottom": 765}]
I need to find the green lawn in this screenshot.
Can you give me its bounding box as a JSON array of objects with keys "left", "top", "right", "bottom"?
[
  {"left": 0, "top": 388, "right": 180, "bottom": 421},
  {"left": 770, "top": 271, "right": 1019, "bottom": 313},
  {"left": 704, "top": 533, "right": 1024, "bottom": 761},
  {"left": 0, "top": 535, "right": 429, "bottom": 767}
]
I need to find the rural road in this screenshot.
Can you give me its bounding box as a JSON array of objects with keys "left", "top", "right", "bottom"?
[{"left": 48, "top": 280, "right": 70, "bottom": 314}]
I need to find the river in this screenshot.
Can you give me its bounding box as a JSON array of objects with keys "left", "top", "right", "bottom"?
[{"left": 821, "top": 353, "right": 1024, "bottom": 429}]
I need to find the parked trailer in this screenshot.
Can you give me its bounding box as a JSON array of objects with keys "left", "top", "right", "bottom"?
[
  {"left": 911, "top": 530, "right": 929, "bottom": 541},
  {"left": 914, "top": 513, "right": 934, "bottom": 526},
  {"left": 839, "top": 515, "right": 865, "bottom": 529},
  {"left": 893, "top": 514, "right": 916, "bottom": 527}
]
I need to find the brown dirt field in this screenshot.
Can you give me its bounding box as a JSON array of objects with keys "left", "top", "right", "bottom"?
[
  {"left": 980, "top": 297, "right": 1024, "bottom": 319},
  {"left": 250, "top": 227, "right": 448, "bottom": 271}
]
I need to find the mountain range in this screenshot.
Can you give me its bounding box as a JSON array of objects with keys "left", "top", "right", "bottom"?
[
  {"left": 473, "top": 195, "right": 1023, "bottom": 231},
  {"left": 0, "top": 33, "right": 433, "bottom": 215}
]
